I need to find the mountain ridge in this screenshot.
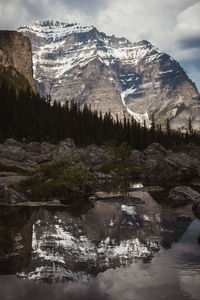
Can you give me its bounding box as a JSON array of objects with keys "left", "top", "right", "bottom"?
[{"left": 18, "top": 20, "right": 200, "bottom": 130}]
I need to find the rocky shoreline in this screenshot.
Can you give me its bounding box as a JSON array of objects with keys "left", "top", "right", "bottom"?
[{"left": 0, "top": 138, "right": 200, "bottom": 219}]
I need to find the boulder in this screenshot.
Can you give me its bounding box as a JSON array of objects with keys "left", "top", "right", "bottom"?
[
  {"left": 191, "top": 180, "right": 200, "bottom": 193},
  {"left": 0, "top": 145, "right": 27, "bottom": 162},
  {"left": 142, "top": 153, "right": 197, "bottom": 187},
  {"left": 185, "top": 144, "right": 200, "bottom": 162},
  {"left": 0, "top": 175, "right": 27, "bottom": 187},
  {"left": 58, "top": 138, "right": 76, "bottom": 149},
  {"left": 26, "top": 153, "right": 52, "bottom": 164},
  {"left": 143, "top": 143, "right": 168, "bottom": 159},
  {"left": 41, "top": 142, "right": 57, "bottom": 154},
  {"left": 52, "top": 138, "right": 75, "bottom": 159},
  {"left": 142, "top": 156, "right": 179, "bottom": 186},
  {"left": 193, "top": 202, "right": 200, "bottom": 219},
  {"left": 75, "top": 145, "right": 112, "bottom": 171},
  {"left": 5, "top": 138, "right": 22, "bottom": 147},
  {"left": 168, "top": 186, "right": 200, "bottom": 207},
  {"left": 25, "top": 142, "right": 41, "bottom": 153},
  {"left": 0, "top": 186, "right": 27, "bottom": 203},
  {"left": 129, "top": 150, "right": 145, "bottom": 167}
]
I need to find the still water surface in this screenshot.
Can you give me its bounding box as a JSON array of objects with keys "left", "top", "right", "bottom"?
[{"left": 0, "top": 187, "right": 199, "bottom": 300}]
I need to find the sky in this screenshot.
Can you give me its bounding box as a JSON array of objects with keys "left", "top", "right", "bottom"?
[{"left": 0, "top": 0, "right": 199, "bottom": 90}]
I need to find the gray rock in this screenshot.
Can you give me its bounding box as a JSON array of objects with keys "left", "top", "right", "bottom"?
[
  {"left": 129, "top": 150, "right": 145, "bottom": 166},
  {"left": 143, "top": 143, "right": 169, "bottom": 158},
  {"left": 168, "top": 186, "right": 200, "bottom": 207},
  {"left": 58, "top": 138, "right": 76, "bottom": 149},
  {"left": 52, "top": 146, "right": 72, "bottom": 160},
  {"left": 0, "top": 186, "right": 27, "bottom": 203},
  {"left": 26, "top": 153, "right": 52, "bottom": 164},
  {"left": 191, "top": 180, "right": 200, "bottom": 193},
  {"left": 5, "top": 138, "right": 22, "bottom": 147},
  {"left": 142, "top": 156, "right": 179, "bottom": 186},
  {"left": 0, "top": 145, "right": 27, "bottom": 162},
  {"left": 142, "top": 148, "right": 198, "bottom": 186},
  {"left": 185, "top": 144, "right": 200, "bottom": 161},
  {"left": 41, "top": 142, "right": 57, "bottom": 153},
  {"left": 25, "top": 142, "right": 41, "bottom": 153},
  {"left": 52, "top": 138, "right": 76, "bottom": 159},
  {"left": 0, "top": 175, "right": 27, "bottom": 187},
  {"left": 193, "top": 202, "right": 200, "bottom": 219},
  {"left": 75, "top": 145, "right": 112, "bottom": 171}
]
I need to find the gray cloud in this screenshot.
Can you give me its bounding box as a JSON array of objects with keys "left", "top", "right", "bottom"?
[
  {"left": 181, "top": 60, "right": 200, "bottom": 89},
  {"left": 59, "top": 0, "right": 109, "bottom": 15},
  {"left": 179, "top": 36, "right": 200, "bottom": 49}
]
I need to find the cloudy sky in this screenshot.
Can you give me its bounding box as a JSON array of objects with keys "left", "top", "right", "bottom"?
[{"left": 0, "top": 0, "right": 199, "bottom": 90}]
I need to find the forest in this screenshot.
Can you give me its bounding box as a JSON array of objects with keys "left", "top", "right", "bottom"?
[{"left": 0, "top": 74, "right": 199, "bottom": 150}]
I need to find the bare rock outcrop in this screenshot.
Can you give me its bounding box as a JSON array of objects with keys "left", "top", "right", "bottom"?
[
  {"left": 168, "top": 186, "right": 200, "bottom": 207},
  {"left": 0, "top": 30, "right": 36, "bottom": 92},
  {"left": 141, "top": 143, "right": 200, "bottom": 187}
]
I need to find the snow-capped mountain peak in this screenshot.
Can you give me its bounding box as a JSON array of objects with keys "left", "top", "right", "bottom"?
[
  {"left": 18, "top": 20, "right": 200, "bottom": 130},
  {"left": 19, "top": 20, "right": 94, "bottom": 42}
]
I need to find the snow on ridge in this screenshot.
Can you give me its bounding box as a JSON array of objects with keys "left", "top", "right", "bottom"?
[
  {"left": 19, "top": 20, "right": 94, "bottom": 41},
  {"left": 18, "top": 19, "right": 163, "bottom": 83},
  {"left": 120, "top": 86, "right": 151, "bottom": 127}
]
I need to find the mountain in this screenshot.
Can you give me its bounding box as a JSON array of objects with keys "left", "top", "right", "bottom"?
[
  {"left": 0, "top": 30, "right": 36, "bottom": 92},
  {"left": 18, "top": 20, "right": 200, "bottom": 130}
]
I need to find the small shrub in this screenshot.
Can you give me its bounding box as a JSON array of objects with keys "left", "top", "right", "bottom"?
[
  {"left": 14, "top": 156, "right": 95, "bottom": 201},
  {"left": 105, "top": 142, "right": 133, "bottom": 161}
]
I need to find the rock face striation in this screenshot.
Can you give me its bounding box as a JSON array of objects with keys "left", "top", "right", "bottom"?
[
  {"left": 0, "top": 30, "right": 36, "bottom": 91},
  {"left": 18, "top": 20, "right": 200, "bottom": 130}
]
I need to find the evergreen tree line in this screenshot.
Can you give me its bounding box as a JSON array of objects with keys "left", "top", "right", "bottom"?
[{"left": 0, "top": 77, "right": 199, "bottom": 150}]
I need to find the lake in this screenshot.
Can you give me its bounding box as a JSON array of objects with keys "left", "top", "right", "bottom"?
[{"left": 0, "top": 186, "right": 200, "bottom": 300}]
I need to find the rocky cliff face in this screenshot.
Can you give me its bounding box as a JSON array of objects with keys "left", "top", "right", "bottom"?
[
  {"left": 0, "top": 30, "right": 36, "bottom": 92},
  {"left": 18, "top": 20, "right": 200, "bottom": 130}
]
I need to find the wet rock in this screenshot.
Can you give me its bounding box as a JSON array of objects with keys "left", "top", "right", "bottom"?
[
  {"left": 0, "top": 186, "right": 27, "bottom": 203},
  {"left": 168, "top": 186, "right": 200, "bottom": 207}
]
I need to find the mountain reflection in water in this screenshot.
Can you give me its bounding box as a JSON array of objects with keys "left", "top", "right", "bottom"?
[{"left": 0, "top": 188, "right": 200, "bottom": 300}]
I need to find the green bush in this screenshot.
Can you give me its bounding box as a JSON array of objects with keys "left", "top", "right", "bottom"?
[
  {"left": 105, "top": 142, "right": 132, "bottom": 161},
  {"left": 14, "top": 156, "right": 95, "bottom": 201}
]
